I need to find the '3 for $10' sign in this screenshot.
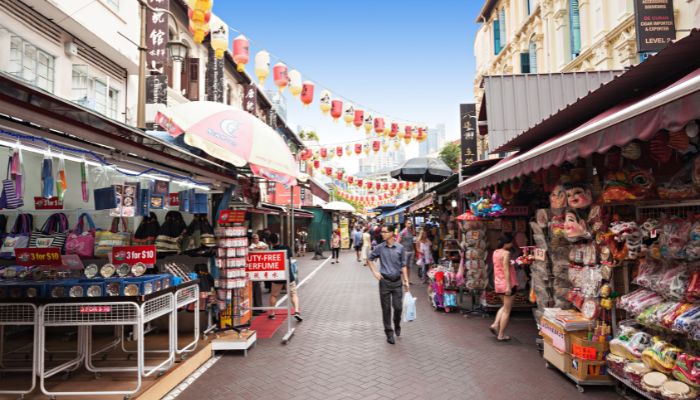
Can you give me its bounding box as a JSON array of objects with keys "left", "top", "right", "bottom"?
[{"left": 111, "top": 245, "right": 157, "bottom": 266}]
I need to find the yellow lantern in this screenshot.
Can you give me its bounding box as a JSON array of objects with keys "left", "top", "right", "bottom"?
[
  {"left": 383, "top": 125, "right": 390, "bottom": 137},
  {"left": 363, "top": 113, "right": 373, "bottom": 135},
  {"left": 288, "top": 70, "right": 302, "bottom": 97},
  {"left": 210, "top": 23, "right": 228, "bottom": 59},
  {"left": 343, "top": 103, "right": 354, "bottom": 127},
  {"left": 345, "top": 145, "right": 352, "bottom": 156},
  {"left": 189, "top": 19, "right": 209, "bottom": 44},
  {"left": 363, "top": 143, "right": 370, "bottom": 155},
  {"left": 319, "top": 90, "right": 332, "bottom": 114},
  {"left": 254, "top": 50, "right": 270, "bottom": 85},
  {"left": 393, "top": 138, "right": 401, "bottom": 150},
  {"left": 382, "top": 138, "right": 389, "bottom": 152}
]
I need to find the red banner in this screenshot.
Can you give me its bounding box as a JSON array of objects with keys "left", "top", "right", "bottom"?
[
  {"left": 245, "top": 250, "right": 287, "bottom": 281},
  {"left": 218, "top": 209, "right": 246, "bottom": 224},
  {"left": 34, "top": 196, "right": 63, "bottom": 210},
  {"left": 14, "top": 248, "right": 62, "bottom": 266},
  {"left": 111, "top": 245, "right": 157, "bottom": 266}
]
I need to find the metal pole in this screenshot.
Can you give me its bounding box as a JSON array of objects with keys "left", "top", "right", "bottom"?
[{"left": 136, "top": 1, "right": 147, "bottom": 129}]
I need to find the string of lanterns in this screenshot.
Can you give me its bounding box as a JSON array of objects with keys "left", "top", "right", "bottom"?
[
  {"left": 336, "top": 189, "right": 398, "bottom": 207},
  {"left": 310, "top": 164, "right": 417, "bottom": 193}
]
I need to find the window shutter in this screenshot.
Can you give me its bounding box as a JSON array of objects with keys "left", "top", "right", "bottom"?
[
  {"left": 520, "top": 52, "right": 530, "bottom": 74},
  {"left": 187, "top": 58, "right": 199, "bottom": 101},
  {"left": 569, "top": 0, "right": 581, "bottom": 58},
  {"left": 529, "top": 41, "right": 538, "bottom": 73},
  {"left": 493, "top": 20, "right": 501, "bottom": 55}
]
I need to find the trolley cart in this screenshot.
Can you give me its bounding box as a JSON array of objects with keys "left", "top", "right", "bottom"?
[{"left": 0, "top": 303, "right": 39, "bottom": 397}]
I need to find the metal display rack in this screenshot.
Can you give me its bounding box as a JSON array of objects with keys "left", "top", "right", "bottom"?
[
  {"left": 608, "top": 370, "right": 662, "bottom": 400},
  {"left": 0, "top": 303, "right": 38, "bottom": 397}
]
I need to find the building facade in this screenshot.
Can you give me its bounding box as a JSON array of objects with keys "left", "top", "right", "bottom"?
[
  {"left": 419, "top": 123, "right": 446, "bottom": 156},
  {"left": 358, "top": 151, "right": 406, "bottom": 176},
  {"left": 473, "top": 0, "right": 699, "bottom": 154}
]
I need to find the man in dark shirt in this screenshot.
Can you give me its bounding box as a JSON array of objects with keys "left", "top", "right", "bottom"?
[{"left": 368, "top": 223, "right": 409, "bottom": 344}]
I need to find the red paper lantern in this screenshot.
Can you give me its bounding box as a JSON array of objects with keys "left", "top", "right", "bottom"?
[
  {"left": 416, "top": 127, "right": 425, "bottom": 142},
  {"left": 374, "top": 117, "right": 385, "bottom": 134},
  {"left": 389, "top": 123, "right": 399, "bottom": 138},
  {"left": 336, "top": 146, "right": 343, "bottom": 157},
  {"left": 372, "top": 140, "right": 381, "bottom": 153},
  {"left": 357, "top": 179, "right": 364, "bottom": 188},
  {"left": 273, "top": 62, "right": 289, "bottom": 92},
  {"left": 336, "top": 170, "right": 344, "bottom": 180},
  {"left": 324, "top": 167, "right": 332, "bottom": 176},
  {"left": 313, "top": 159, "right": 320, "bottom": 169},
  {"left": 353, "top": 110, "right": 364, "bottom": 130},
  {"left": 391, "top": 182, "right": 397, "bottom": 190},
  {"left": 347, "top": 176, "right": 354, "bottom": 185},
  {"left": 320, "top": 147, "right": 328, "bottom": 158},
  {"left": 300, "top": 149, "right": 310, "bottom": 161},
  {"left": 367, "top": 181, "right": 374, "bottom": 190},
  {"left": 354, "top": 143, "right": 362, "bottom": 155},
  {"left": 301, "top": 81, "right": 314, "bottom": 107},
  {"left": 232, "top": 35, "right": 249, "bottom": 72},
  {"left": 331, "top": 100, "right": 343, "bottom": 121},
  {"left": 383, "top": 183, "right": 389, "bottom": 190}
]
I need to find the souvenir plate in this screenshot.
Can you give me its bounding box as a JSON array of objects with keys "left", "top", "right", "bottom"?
[
  {"left": 84, "top": 264, "right": 98, "bottom": 279},
  {"left": 51, "top": 286, "right": 65, "bottom": 298},
  {"left": 107, "top": 282, "right": 121, "bottom": 296},
  {"left": 26, "top": 287, "right": 38, "bottom": 298},
  {"left": 124, "top": 284, "right": 139, "bottom": 296},
  {"left": 32, "top": 268, "right": 44, "bottom": 281},
  {"left": 100, "top": 263, "right": 116, "bottom": 278},
  {"left": 69, "top": 285, "right": 84, "bottom": 297},
  {"left": 3, "top": 267, "right": 16, "bottom": 279},
  {"left": 87, "top": 285, "right": 102, "bottom": 297},
  {"left": 117, "top": 263, "right": 131, "bottom": 277},
  {"left": 131, "top": 262, "right": 146, "bottom": 277}
]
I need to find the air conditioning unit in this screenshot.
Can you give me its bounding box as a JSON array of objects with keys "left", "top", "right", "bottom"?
[{"left": 64, "top": 41, "right": 78, "bottom": 57}]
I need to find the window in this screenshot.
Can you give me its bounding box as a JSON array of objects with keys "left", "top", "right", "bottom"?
[
  {"left": 493, "top": 20, "right": 501, "bottom": 55},
  {"left": 527, "top": 0, "right": 535, "bottom": 14},
  {"left": 499, "top": 8, "right": 506, "bottom": 46},
  {"left": 520, "top": 52, "right": 530, "bottom": 74},
  {"left": 569, "top": 0, "right": 581, "bottom": 59},
  {"left": 71, "top": 65, "right": 120, "bottom": 120},
  {"left": 7, "top": 35, "right": 54, "bottom": 92},
  {"left": 529, "top": 40, "right": 538, "bottom": 73}
]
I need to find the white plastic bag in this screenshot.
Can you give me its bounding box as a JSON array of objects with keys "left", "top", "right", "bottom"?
[{"left": 402, "top": 292, "right": 417, "bottom": 322}]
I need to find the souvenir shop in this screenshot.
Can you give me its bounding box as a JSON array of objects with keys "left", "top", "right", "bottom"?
[
  {"left": 457, "top": 32, "right": 700, "bottom": 397},
  {"left": 0, "top": 74, "right": 277, "bottom": 397}
]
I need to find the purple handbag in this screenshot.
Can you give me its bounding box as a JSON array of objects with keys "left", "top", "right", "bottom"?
[{"left": 65, "top": 213, "right": 96, "bottom": 258}]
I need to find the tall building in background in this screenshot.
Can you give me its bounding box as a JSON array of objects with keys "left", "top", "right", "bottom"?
[
  {"left": 358, "top": 151, "right": 406, "bottom": 176},
  {"left": 419, "top": 124, "right": 446, "bottom": 156},
  {"left": 266, "top": 89, "right": 287, "bottom": 120}
]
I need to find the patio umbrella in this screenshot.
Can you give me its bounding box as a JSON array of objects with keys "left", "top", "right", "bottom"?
[
  {"left": 155, "top": 101, "right": 300, "bottom": 185},
  {"left": 322, "top": 201, "right": 356, "bottom": 212},
  {"left": 390, "top": 157, "right": 452, "bottom": 182}
]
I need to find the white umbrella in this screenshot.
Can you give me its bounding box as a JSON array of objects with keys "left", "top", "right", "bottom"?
[{"left": 322, "top": 201, "right": 355, "bottom": 212}]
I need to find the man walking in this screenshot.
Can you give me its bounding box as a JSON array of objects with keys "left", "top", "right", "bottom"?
[
  {"left": 352, "top": 225, "right": 363, "bottom": 262},
  {"left": 367, "top": 224, "right": 410, "bottom": 344}
]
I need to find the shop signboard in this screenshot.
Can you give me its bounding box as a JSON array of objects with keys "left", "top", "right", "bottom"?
[
  {"left": 460, "top": 103, "right": 477, "bottom": 167},
  {"left": 14, "top": 248, "right": 62, "bottom": 266},
  {"left": 269, "top": 183, "right": 301, "bottom": 206},
  {"left": 34, "top": 196, "right": 63, "bottom": 210},
  {"left": 145, "top": 0, "right": 169, "bottom": 67},
  {"left": 243, "top": 84, "right": 258, "bottom": 115},
  {"left": 111, "top": 245, "right": 157, "bottom": 266},
  {"left": 246, "top": 250, "right": 287, "bottom": 281},
  {"left": 206, "top": 45, "right": 224, "bottom": 103},
  {"left": 146, "top": 74, "right": 168, "bottom": 104},
  {"left": 633, "top": 0, "right": 676, "bottom": 53},
  {"left": 218, "top": 209, "right": 246, "bottom": 224},
  {"left": 340, "top": 218, "right": 350, "bottom": 248}
]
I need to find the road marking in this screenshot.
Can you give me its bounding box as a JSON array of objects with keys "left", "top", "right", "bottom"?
[
  {"left": 162, "top": 354, "right": 222, "bottom": 399},
  {"left": 276, "top": 256, "right": 331, "bottom": 307}
]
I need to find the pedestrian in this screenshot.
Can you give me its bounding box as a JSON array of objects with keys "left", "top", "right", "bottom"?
[
  {"left": 372, "top": 220, "right": 385, "bottom": 246},
  {"left": 352, "top": 225, "right": 363, "bottom": 262},
  {"left": 330, "top": 229, "right": 341, "bottom": 263},
  {"left": 361, "top": 226, "right": 372, "bottom": 266},
  {"left": 490, "top": 233, "right": 517, "bottom": 342},
  {"left": 367, "top": 223, "right": 410, "bottom": 344},
  {"left": 249, "top": 233, "right": 269, "bottom": 251},
  {"left": 248, "top": 233, "right": 268, "bottom": 314},
  {"left": 398, "top": 219, "right": 416, "bottom": 283},
  {"left": 268, "top": 233, "right": 302, "bottom": 322},
  {"left": 416, "top": 228, "right": 434, "bottom": 282}
]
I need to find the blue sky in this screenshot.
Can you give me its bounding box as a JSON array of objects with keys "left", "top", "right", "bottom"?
[{"left": 213, "top": 1, "right": 483, "bottom": 173}]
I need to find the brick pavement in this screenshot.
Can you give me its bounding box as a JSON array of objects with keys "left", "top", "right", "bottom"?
[{"left": 178, "top": 250, "right": 621, "bottom": 400}]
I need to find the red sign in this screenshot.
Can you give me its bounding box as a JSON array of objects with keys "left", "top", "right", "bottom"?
[
  {"left": 245, "top": 250, "right": 287, "bottom": 281},
  {"left": 14, "top": 248, "right": 62, "bottom": 266},
  {"left": 218, "top": 209, "right": 246, "bottom": 224},
  {"left": 34, "top": 196, "right": 64, "bottom": 210},
  {"left": 80, "top": 306, "right": 112, "bottom": 313},
  {"left": 270, "top": 183, "right": 301, "bottom": 206},
  {"left": 111, "top": 245, "right": 157, "bottom": 266},
  {"left": 168, "top": 193, "right": 180, "bottom": 206}
]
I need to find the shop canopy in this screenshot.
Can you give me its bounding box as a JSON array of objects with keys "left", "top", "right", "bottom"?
[
  {"left": 460, "top": 67, "right": 700, "bottom": 194},
  {"left": 322, "top": 201, "right": 356, "bottom": 212},
  {"left": 156, "top": 101, "right": 301, "bottom": 186},
  {"left": 408, "top": 193, "right": 435, "bottom": 213},
  {"left": 379, "top": 204, "right": 411, "bottom": 225}
]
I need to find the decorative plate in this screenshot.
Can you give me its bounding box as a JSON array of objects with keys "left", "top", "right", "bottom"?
[
  {"left": 117, "top": 263, "right": 131, "bottom": 277},
  {"left": 69, "top": 286, "right": 84, "bottom": 297},
  {"left": 87, "top": 285, "right": 102, "bottom": 297},
  {"left": 84, "top": 264, "right": 99, "bottom": 279},
  {"left": 124, "top": 284, "right": 139, "bottom": 296},
  {"left": 100, "top": 263, "right": 116, "bottom": 278},
  {"left": 131, "top": 262, "right": 146, "bottom": 277},
  {"left": 107, "top": 282, "right": 121, "bottom": 296}
]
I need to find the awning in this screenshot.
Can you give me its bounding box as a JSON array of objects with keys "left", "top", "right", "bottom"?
[
  {"left": 408, "top": 194, "right": 434, "bottom": 213},
  {"left": 294, "top": 209, "right": 314, "bottom": 219},
  {"left": 460, "top": 68, "right": 700, "bottom": 194}
]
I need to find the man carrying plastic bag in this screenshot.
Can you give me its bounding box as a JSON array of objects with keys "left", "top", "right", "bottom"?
[{"left": 402, "top": 292, "right": 417, "bottom": 322}]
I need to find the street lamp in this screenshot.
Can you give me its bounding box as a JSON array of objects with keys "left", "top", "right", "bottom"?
[{"left": 136, "top": 0, "right": 188, "bottom": 129}]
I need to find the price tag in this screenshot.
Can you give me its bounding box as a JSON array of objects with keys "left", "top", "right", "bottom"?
[
  {"left": 14, "top": 248, "right": 62, "bottom": 266},
  {"left": 80, "top": 306, "right": 112, "bottom": 314},
  {"left": 534, "top": 248, "right": 546, "bottom": 261},
  {"left": 111, "top": 245, "right": 157, "bottom": 266}
]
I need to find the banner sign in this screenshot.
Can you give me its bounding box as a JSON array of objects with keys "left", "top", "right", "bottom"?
[
  {"left": 243, "top": 84, "right": 258, "bottom": 115},
  {"left": 634, "top": 0, "right": 676, "bottom": 53},
  {"left": 34, "top": 196, "right": 63, "bottom": 210},
  {"left": 14, "top": 248, "right": 62, "bottom": 266},
  {"left": 111, "top": 245, "right": 157, "bottom": 266},
  {"left": 460, "top": 103, "right": 477, "bottom": 167},
  {"left": 206, "top": 45, "right": 224, "bottom": 102},
  {"left": 218, "top": 209, "right": 246, "bottom": 224},
  {"left": 145, "top": 0, "right": 169, "bottom": 67},
  {"left": 146, "top": 74, "right": 168, "bottom": 104},
  {"left": 245, "top": 250, "right": 287, "bottom": 281}
]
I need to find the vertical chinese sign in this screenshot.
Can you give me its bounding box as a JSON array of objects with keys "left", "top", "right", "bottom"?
[
  {"left": 206, "top": 44, "right": 224, "bottom": 103},
  {"left": 146, "top": 75, "right": 168, "bottom": 104},
  {"left": 146, "top": 0, "right": 169, "bottom": 68},
  {"left": 242, "top": 84, "right": 257, "bottom": 115},
  {"left": 460, "top": 103, "right": 477, "bottom": 167}
]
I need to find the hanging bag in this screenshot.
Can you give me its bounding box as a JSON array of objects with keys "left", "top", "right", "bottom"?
[
  {"left": 94, "top": 217, "right": 131, "bottom": 257},
  {"left": 29, "top": 213, "right": 69, "bottom": 251},
  {"left": 133, "top": 212, "right": 160, "bottom": 245},
  {"left": 65, "top": 213, "right": 97, "bottom": 258},
  {"left": 2, "top": 154, "right": 24, "bottom": 209},
  {"left": 156, "top": 211, "right": 187, "bottom": 253},
  {"left": 0, "top": 214, "right": 33, "bottom": 259}
]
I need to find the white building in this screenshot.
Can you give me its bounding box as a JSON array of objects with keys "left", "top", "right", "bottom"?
[
  {"left": 419, "top": 123, "right": 446, "bottom": 156},
  {"left": 358, "top": 151, "right": 406, "bottom": 176}
]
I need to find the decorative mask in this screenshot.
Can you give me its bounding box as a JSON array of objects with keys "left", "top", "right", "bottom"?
[
  {"left": 564, "top": 209, "right": 591, "bottom": 241},
  {"left": 549, "top": 185, "right": 567, "bottom": 209},
  {"left": 564, "top": 183, "right": 593, "bottom": 209}
]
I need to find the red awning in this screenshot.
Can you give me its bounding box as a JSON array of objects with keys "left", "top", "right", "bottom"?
[{"left": 460, "top": 68, "right": 700, "bottom": 194}]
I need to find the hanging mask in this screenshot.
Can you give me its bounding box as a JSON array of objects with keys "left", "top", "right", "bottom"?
[{"left": 564, "top": 183, "right": 592, "bottom": 209}]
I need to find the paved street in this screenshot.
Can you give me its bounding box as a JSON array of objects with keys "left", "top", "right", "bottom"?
[{"left": 177, "top": 250, "right": 621, "bottom": 400}]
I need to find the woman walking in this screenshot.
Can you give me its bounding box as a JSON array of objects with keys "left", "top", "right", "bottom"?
[
  {"left": 416, "top": 228, "right": 434, "bottom": 282},
  {"left": 330, "top": 229, "right": 341, "bottom": 264},
  {"left": 398, "top": 219, "right": 416, "bottom": 282},
  {"left": 490, "top": 234, "right": 518, "bottom": 342},
  {"left": 361, "top": 226, "right": 372, "bottom": 266}
]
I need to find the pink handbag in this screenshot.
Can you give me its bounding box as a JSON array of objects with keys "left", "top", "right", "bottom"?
[{"left": 65, "top": 213, "right": 96, "bottom": 258}]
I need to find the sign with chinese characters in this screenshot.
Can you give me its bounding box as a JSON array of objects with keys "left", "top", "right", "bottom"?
[
  {"left": 206, "top": 45, "right": 224, "bottom": 102},
  {"left": 145, "top": 0, "right": 169, "bottom": 68},
  {"left": 460, "top": 103, "right": 477, "bottom": 167},
  {"left": 34, "top": 196, "right": 63, "bottom": 210},
  {"left": 146, "top": 74, "right": 168, "bottom": 104},
  {"left": 218, "top": 210, "right": 246, "bottom": 224},
  {"left": 111, "top": 245, "right": 157, "bottom": 266},
  {"left": 242, "top": 84, "right": 257, "bottom": 115},
  {"left": 245, "top": 250, "right": 287, "bottom": 281},
  {"left": 634, "top": 0, "right": 676, "bottom": 53},
  {"left": 14, "top": 248, "right": 62, "bottom": 266}
]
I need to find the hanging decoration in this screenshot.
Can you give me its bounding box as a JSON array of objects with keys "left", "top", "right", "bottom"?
[
  {"left": 288, "top": 70, "right": 302, "bottom": 97},
  {"left": 343, "top": 103, "right": 355, "bottom": 127},
  {"left": 273, "top": 62, "right": 289, "bottom": 92},
  {"left": 301, "top": 81, "right": 314, "bottom": 107},
  {"left": 353, "top": 109, "right": 364, "bottom": 130},
  {"left": 331, "top": 99, "right": 343, "bottom": 122},
  {"left": 389, "top": 122, "right": 399, "bottom": 138},
  {"left": 374, "top": 117, "right": 385, "bottom": 135},
  {"left": 210, "top": 24, "right": 228, "bottom": 59},
  {"left": 336, "top": 146, "right": 343, "bottom": 158},
  {"left": 345, "top": 145, "right": 352, "bottom": 156},
  {"left": 354, "top": 143, "right": 362, "bottom": 155},
  {"left": 254, "top": 50, "right": 270, "bottom": 85},
  {"left": 319, "top": 90, "right": 332, "bottom": 114},
  {"left": 372, "top": 140, "right": 381, "bottom": 153},
  {"left": 364, "top": 114, "right": 373, "bottom": 134},
  {"left": 232, "top": 35, "right": 249, "bottom": 72}
]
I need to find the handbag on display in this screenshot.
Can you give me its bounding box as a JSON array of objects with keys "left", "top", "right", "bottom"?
[
  {"left": 0, "top": 214, "right": 33, "bottom": 259},
  {"left": 156, "top": 211, "right": 187, "bottom": 253},
  {"left": 94, "top": 217, "right": 132, "bottom": 257},
  {"left": 28, "top": 212, "right": 68, "bottom": 250},
  {"left": 183, "top": 214, "right": 215, "bottom": 257},
  {"left": 65, "top": 213, "right": 96, "bottom": 258},
  {"left": 133, "top": 212, "right": 160, "bottom": 245},
  {"left": 0, "top": 214, "right": 8, "bottom": 244},
  {"left": 1, "top": 154, "right": 24, "bottom": 209}
]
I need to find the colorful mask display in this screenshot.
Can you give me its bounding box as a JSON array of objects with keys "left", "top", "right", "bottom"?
[
  {"left": 564, "top": 183, "right": 592, "bottom": 209},
  {"left": 563, "top": 209, "right": 591, "bottom": 241},
  {"left": 549, "top": 184, "right": 567, "bottom": 209}
]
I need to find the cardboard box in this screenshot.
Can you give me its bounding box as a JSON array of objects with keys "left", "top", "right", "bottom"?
[
  {"left": 540, "top": 317, "right": 588, "bottom": 353},
  {"left": 544, "top": 340, "right": 571, "bottom": 373},
  {"left": 568, "top": 356, "right": 611, "bottom": 382}
]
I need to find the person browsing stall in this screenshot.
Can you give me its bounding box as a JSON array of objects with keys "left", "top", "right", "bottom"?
[
  {"left": 267, "top": 233, "right": 302, "bottom": 322},
  {"left": 352, "top": 226, "right": 364, "bottom": 262},
  {"left": 367, "top": 224, "right": 410, "bottom": 345},
  {"left": 490, "top": 234, "right": 518, "bottom": 342}
]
